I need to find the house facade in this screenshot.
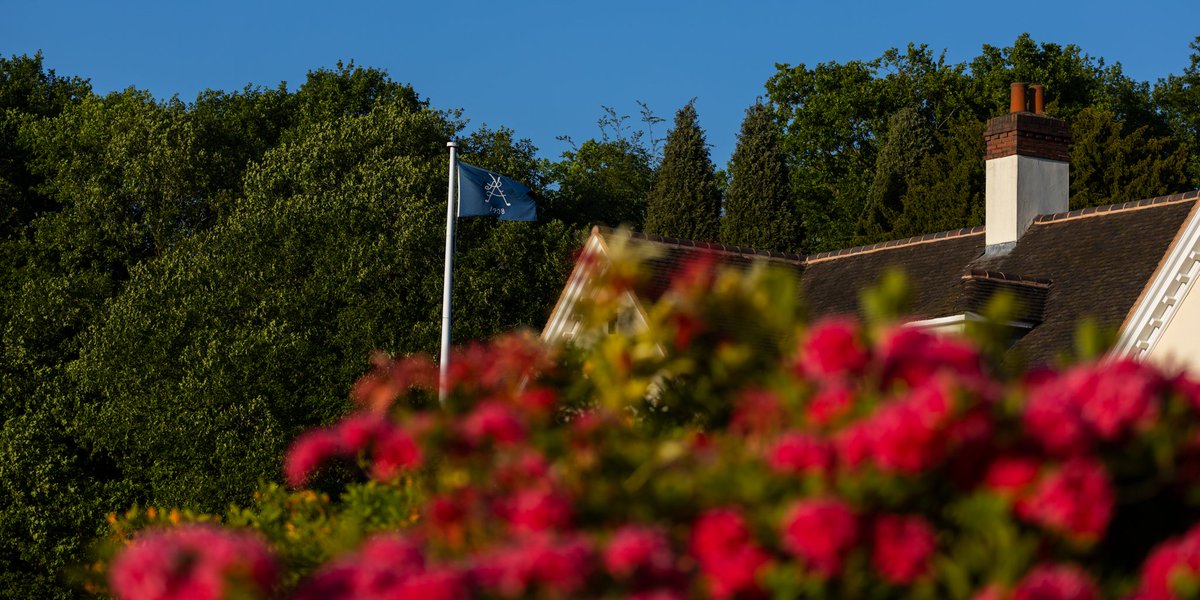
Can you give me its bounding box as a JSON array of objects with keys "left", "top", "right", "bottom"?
[{"left": 543, "top": 84, "right": 1200, "bottom": 374}]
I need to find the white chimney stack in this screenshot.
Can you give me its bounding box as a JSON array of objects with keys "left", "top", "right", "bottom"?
[{"left": 984, "top": 83, "right": 1071, "bottom": 247}]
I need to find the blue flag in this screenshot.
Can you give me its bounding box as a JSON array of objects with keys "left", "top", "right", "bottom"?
[{"left": 457, "top": 162, "right": 537, "bottom": 221}]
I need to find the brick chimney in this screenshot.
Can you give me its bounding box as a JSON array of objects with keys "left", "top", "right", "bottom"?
[{"left": 984, "top": 82, "right": 1070, "bottom": 247}]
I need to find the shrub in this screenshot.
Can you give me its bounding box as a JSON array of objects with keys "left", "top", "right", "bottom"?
[{"left": 92, "top": 247, "right": 1200, "bottom": 599}]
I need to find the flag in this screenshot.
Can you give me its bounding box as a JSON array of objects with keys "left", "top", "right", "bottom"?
[{"left": 457, "top": 162, "right": 537, "bottom": 221}]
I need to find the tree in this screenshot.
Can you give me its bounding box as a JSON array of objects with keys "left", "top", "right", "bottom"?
[
  {"left": 721, "top": 103, "right": 800, "bottom": 252},
  {"left": 1069, "top": 106, "right": 1191, "bottom": 209},
  {"left": 1155, "top": 37, "right": 1200, "bottom": 186},
  {"left": 855, "top": 106, "right": 933, "bottom": 244},
  {"left": 889, "top": 117, "right": 987, "bottom": 239},
  {"left": 644, "top": 101, "right": 721, "bottom": 241}
]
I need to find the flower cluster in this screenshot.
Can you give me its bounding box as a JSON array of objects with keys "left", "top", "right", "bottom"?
[
  {"left": 103, "top": 257, "right": 1200, "bottom": 600},
  {"left": 108, "top": 525, "right": 277, "bottom": 600}
]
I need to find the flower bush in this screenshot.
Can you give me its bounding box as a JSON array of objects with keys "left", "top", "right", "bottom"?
[{"left": 96, "top": 246, "right": 1200, "bottom": 599}]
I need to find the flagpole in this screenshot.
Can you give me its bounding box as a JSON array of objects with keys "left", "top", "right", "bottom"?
[{"left": 439, "top": 141, "right": 459, "bottom": 407}]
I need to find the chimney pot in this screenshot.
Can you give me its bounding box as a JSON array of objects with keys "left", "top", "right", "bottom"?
[
  {"left": 1031, "top": 84, "right": 1045, "bottom": 115},
  {"left": 1010, "top": 82, "right": 1027, "bottom": 114}
]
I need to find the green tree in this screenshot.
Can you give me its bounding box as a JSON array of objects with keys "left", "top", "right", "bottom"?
[
  {"left": 1069, "top": 106, "right": 1191, "bottom": 209},
  {"left": 644, "top": 101, "right": 721, "bottom": 241},
  {"left": 1155, "top": 37, "right": 1200, "bottom": 185},
  {"left": 721, "top": 103, "right": 800, "bottom": 252},
  {"left": 856, "top": 105, "right": 933, "bottom": 244},
  {"left": 889, "top": 117, "right": 987, "bottom": 238}
]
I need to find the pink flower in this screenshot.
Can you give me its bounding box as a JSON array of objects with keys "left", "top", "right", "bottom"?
[
  {"left": 393, "top": 567, "right": 469, "bottom": 600},
  {"left": 504, "top": 487, "right": 572, "bottom": 534},
  {"left": 767, "top": 432, "right": 834, "bottom": 476},
  {"left": 871, "top": 514, "right": 937, "bottom": 584},
  {"left": 798, "top": 318, "right": 869, "bottom": 382},
  {"left": 731, "top": 389, "right": 786, "bottom": 437},
  {"left": 834, "top": 422, "right": 873, "bottom": 470},
  {"left": 690, "top": 509, "right": 770, "bottom": 599},
  {"left": 461, "top": 401, "right": 528, "bottom": 446},
  {"left": 604, "top": 525, "right": 675, "bottom": 581},
  {"left": 869, "top": 382, "right": 953, "bottom": 474},
  {"left": 807, "top": 383, "right": 854, "bottom": 427},
  {"left": 1023, "top": 386, "right": 1092, "bottom": 457},
  {"left": 109, "top": 525, "right": 277, "bottom": 600},
  {"left": 1024, "top": 360, "right": 1163, "bottom": 456},
  {"left": 1136, "top": 523, "right": 1200, "bottom": 600},
  {"left": 284, "top": 429, "right": 343, "bottom": 488},
  {"left": 369, "top": 424, "right": 422, "bottom": 480},
  {"left": 878, "top": 327, "right": 984, "bottom": 389},
  {"left": 983, "top": 456, "right": 1043, "bottom": 499},
  {"left": 1012, "top": 564, "right": 1098, "bottom": 600},
  {"left": 1018, "top": 458, "right": 1113, "bottom": 543},
  {"left": 516, "top": 387, "right": 558, "bottom": 416},
  {"left": 781, "top": 498, "right": 858, "bottom": 579},
  {"left": 335, "top": 414, "right": 382, "bottom": 452},
  {"left": 473, "top": 535, "right": 594, "bottom": 597},
  {"left": 1073, "top": 359, "right": 1161, "bottom": 440}
]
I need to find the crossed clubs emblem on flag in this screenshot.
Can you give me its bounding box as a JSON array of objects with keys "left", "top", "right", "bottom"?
[{"left": 484, "top": 174, "right": 511, "bottom": 207}]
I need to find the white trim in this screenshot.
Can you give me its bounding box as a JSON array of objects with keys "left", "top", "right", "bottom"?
[
  {"left": 1113, "top": 205, "right": 1200, "bottom": 361},
  {"left": 542, "top": 233, "right": 607, "bottom": 343},
  {"left": 906, "top": 312, "right": 1035, "bottom": 331}
]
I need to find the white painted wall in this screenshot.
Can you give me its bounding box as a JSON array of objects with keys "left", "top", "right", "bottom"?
[
  {"left": 986, "top": 155, "right": 1069, "bottom": 246},
  {"left": 1146, "top": 256, "right": 1200, "bottom": 376}
]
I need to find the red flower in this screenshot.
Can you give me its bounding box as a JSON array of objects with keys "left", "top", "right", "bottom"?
[
  {"left": 1012, "top": 564, "right": 1098, "bottom": 600},
  {"left": 798, "top": 318, "right": 869, "bottom": 383},
  {"left": 109, "top": 524, "right": 277, "bottom": 600},
  {"left": 781, "top": 498, "right": 858, "bottom": 578},
  {"left": 834, "top": 422, "right": 873, "bottom": 470},
  {"left": 369, "top": 424, "right": 422, "bottom": 480},
  {"left": 731, "top": 389, "right": 787, "bottom": 437},
  {"left": 473, "top": 535, "right": 594, "bottom": 597},
  {"left": 461, "top": 401, "right": 528, "bottom": 447},
  {"left": 284, "top": 429, "right": 342, "bottom": 488},
  {"left": 1024, "top": 360, "right": 1163, "bottom": 456},
  {"left": 872, "top": 514, "right": 937, "bottom": 584},
  {"left": 604, "top": 525, "right": 675, "bottom": 581},
  {"left": 807, "top": 383, "right": 854, "bottom": 427},
  {"left": 1023, "top": 386, "right": 1092, "bottom": 457},
  {"left": 504, "top": 487, "right": 572, "bottom": 535},
  {"left": 690, "top": 509, "right": 770, "bottom": 599},
  {"left": 767, "top": 431, "right": 834, "bottom": 476},
  {"left": 983, "top": 456, "right": 1043, "bottom": 500},
  {"left": 1018, "top": 458, "right": 1113, "bottom": 543},
  {"left": 878, "top": 327, "right": 983, "bottom": 389},
  {"left": 516, "top": 386, "right": 558, "bottom": 416},
  {"left": 1073, "top": 359, "right": 1161, "bottom": 440},
  {"left": 869, "top": 382, "right": 953, "bottom": 474},
  {"left": 1136, "top": 523, "right": 1200, "bottom": 600}
]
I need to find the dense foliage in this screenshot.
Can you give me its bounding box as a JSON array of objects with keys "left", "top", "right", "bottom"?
[
  {"left": 721, "top": 103, "right": 801, "bottom": 252},
  {"left": 3, "top": 33, "right": 1200, "bottom": 598},
  {"left": 92, "top": 246, "right": 1200, "bottom": 600},
  {"left": 767, "top": 35, "right": 1198, "bottom": 252},
  {"left": 644, "top": 101, "right": 722, "bottom": 241}
]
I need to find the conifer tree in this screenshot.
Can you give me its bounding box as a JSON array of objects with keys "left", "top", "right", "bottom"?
[
  {"left": 644, "top": 101, "right": 721, "bottom": 241},
  {"left": 721, "top": 103, "right": 801, "bottom": 251}
]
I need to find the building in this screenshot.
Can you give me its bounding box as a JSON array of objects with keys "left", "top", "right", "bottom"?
[{"left": 542, "top": 83, "right": 1200, "bottom": 373}]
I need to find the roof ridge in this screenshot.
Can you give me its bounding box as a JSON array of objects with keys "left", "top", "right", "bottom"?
[
  {"left": 962, "top": 268, "right": 1053, "bottom": 288},
  {"left": 1034, "top": 189, "right": 1200, "bottom": 224},
  {"left": 802, "top": 226, "right": 986, "bottom": 263},
  {"left": 591, "top": 226, "right": 807, "bottom": 263}
]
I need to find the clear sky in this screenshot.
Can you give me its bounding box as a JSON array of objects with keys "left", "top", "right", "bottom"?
[{"left": 3, "top": 1, "right": 1197, "bottom": 167}]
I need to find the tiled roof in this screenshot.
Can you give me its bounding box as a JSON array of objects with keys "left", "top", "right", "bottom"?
[{"left": 592, "top": 190, "right": 1199, "bottom": 367}]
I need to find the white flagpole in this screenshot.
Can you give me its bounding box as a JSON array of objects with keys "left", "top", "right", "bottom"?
[{"left": 439, "top": 141, "right": 459, "bottom": 406}]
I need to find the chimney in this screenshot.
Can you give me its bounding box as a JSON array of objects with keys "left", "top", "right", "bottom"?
[{"left": 984, "top": 82, "right": 1070, "bottom": 247}]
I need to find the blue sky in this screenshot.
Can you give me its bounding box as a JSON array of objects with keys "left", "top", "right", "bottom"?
[{"left": 3, "top": 1, "right": 1197, "bottom": 167}]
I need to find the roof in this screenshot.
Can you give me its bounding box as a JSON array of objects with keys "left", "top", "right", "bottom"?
[{"left": 581, "top": 190, "right": 1200, "bottom": 367}]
